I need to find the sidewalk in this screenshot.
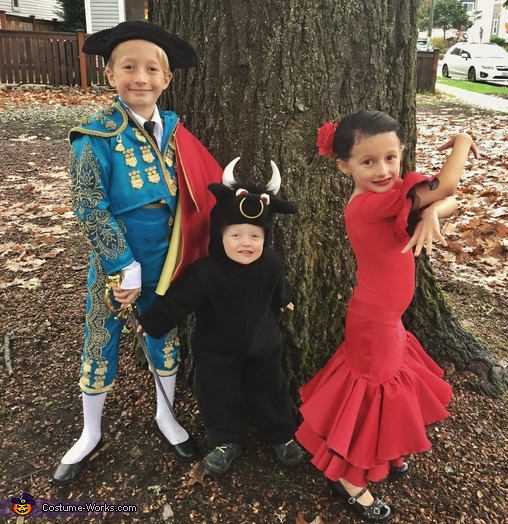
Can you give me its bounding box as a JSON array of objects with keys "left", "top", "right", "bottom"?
[{"left": 435, "top": 82, "right": 508, "bottom": 113}]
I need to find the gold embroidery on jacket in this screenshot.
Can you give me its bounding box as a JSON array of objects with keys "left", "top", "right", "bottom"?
[
  {"left": 165, "top": 151, "right": 174, "bottom": 168},
  {"left": 70, "top": 144, "right": 128, "bottom": 260},
  {"left": 134, "top": 127, "right": 147, "bottom": 142},
  {"left": 145, "top": 166, "right": 160, "bottom": 184},
  {"left": 115, "top": 135, "right": 125, "bottom": 152},
  {"left": 84, "top": 210, "right": 128, "bottom": 259},
  {"left": 128, "top": 170, "right": 143, "bottom": 189},
  {"left": 123, "top": 148, "right": 137, "bottom": 167},
  {"left": 167, "top": 177, "right": 177, "bottom": 196},
  {"left": 70, "top": 144, "right": 103, "bottom": 215},
  {"left": 141, "top": 145, "right": 155, "bottom": 163}
]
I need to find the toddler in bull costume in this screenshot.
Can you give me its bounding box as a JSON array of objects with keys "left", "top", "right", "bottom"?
[
  {"left": 51, "top": 21, "right": 222, "bottom": 485},
  {"left": 138, "top": 157, "right": 305, "bottom": 475}
]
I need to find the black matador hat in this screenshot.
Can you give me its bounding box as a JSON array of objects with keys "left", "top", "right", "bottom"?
[{"left": 82, "top": 20, "right": 197, "bottom": 69}]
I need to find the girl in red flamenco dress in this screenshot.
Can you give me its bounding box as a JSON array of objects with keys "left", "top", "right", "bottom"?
[{"left": 296, "top": 111, "right": 478, "bottom": 522}]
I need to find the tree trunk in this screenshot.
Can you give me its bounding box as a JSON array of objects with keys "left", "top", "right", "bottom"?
[
  {"left": 151, "top": 0, "right": 508, "bottom": 397},
  {"left": 404, "top": 260, "right": 508, "bottom": 397}
]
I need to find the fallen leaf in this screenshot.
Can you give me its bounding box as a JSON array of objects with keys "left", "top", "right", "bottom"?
[{"left": 296, "top": 513, "right": 326, "bottom": 524}]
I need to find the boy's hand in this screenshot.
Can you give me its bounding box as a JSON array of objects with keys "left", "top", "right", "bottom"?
[
  {"left": 112, "top": 286, "right": 141, "bottom": 306},
  {"left": 437, "top": 133, "right": 479, "bottom": 159}
]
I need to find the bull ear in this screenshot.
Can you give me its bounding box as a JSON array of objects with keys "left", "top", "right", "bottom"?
[
  {"left": 266, "top": 160, "right": 281, "bottom": 194},
  {"left": 222, "top": 157, "right": 240, "bottom": 188},
  {"left": 208, "top": 182, "right": 232, "bottom": 201},
  {"left": 271, "top": 198, "right": 298, "bottom": 214}
]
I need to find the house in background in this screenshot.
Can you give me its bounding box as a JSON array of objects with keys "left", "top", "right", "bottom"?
[
  {"left": 0, "top": 0, "right": 62, "bottom": 30},
  {"left": 461, "top": 0, "right": 508, "bottom": 42},
  {"left": 85, "top": 0, "right": 147, "bottom": 33}
]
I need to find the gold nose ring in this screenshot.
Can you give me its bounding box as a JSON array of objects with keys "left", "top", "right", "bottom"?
[{"left": 239, "top": 197, "right": 264, "bottom": 219}]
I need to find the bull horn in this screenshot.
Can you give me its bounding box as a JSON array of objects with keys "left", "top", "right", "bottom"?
[
  {"left": 267, "top": 160, "right": 281, "bottom": 195},
  {"left": 222, "top": 157, "right": 240, "bottom": 188}
]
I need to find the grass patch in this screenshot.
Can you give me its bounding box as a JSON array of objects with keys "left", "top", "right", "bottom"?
[{"left": 436, "top": 76, "right": 508, "bottom": 95}]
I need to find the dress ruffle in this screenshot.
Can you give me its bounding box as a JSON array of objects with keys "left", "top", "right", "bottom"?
[{"left": 296, "top": 299, "right": 452, "bottom": 487}]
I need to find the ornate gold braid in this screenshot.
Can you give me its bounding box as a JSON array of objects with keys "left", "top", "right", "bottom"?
[{"left": 104, "top": 273, "right": 137, "bottom": 320}]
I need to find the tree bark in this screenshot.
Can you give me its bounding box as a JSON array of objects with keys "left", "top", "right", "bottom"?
[{"left": 151, "top": 0, "right": 508, "bottom": 397}]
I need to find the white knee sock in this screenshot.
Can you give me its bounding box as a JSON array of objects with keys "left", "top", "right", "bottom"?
[
  {"left": 61, "top": 392, "right": 106, "bottom": 464},
  {"left": 155, "top": 375, "right": 189, "bottom": 445}
]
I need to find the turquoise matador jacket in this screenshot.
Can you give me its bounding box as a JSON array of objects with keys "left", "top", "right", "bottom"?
[{"left": 69, "top": 98, "right": 222, "bottom": 392}]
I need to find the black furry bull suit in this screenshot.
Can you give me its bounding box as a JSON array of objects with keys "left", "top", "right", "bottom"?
[{"left": 138, "top": 159, "right": 299, "bottom": 449}]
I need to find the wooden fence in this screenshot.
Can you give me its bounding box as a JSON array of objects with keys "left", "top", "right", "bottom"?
[
  {"left": 0, "top": 28, "right": 440, "bottom": 92},
  {"left": 417, "top": 49, "right": 440, "bottom": 94},
  {"left": 0, "top": 29, "right": 107, "bottom": 88},
  {"left": 0, "top": 10, "right": 62, "bottom": 32}
]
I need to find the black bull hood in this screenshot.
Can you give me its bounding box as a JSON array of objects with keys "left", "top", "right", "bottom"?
[{"left": 207, "top": 157, "right": 298, "bottom": 259}]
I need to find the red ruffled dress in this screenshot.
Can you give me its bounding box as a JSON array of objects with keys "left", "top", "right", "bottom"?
[{"left": 296, "top": 172, "right": 452, "bottom": 487}]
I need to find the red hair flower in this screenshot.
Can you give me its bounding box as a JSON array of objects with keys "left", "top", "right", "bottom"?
[{"left": 316, "top": 121, "right": 338, "bottom": 158}]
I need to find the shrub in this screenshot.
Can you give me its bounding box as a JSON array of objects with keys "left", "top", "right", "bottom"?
[
  {"left": 490, "top": 36, "right": 507, "bottom": 50},
  {"left": 432, "top": 36, "right": 447, "bottom": 52}
]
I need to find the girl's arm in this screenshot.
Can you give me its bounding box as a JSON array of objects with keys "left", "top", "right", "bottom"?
[
  {"left": 402, "top": 196, "right": 458, "bottom": 256},
  {"left": 415, "top": 133, "right": 478, "bottom": 209}
]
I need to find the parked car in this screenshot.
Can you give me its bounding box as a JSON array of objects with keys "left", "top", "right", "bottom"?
[
  {"left": 417, "top": 38, "right": 432, "bottom": 51},
  {"left": 441, "top": 43, "right": 508, "bottom": 82}
]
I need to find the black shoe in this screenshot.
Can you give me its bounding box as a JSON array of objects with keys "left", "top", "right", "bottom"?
[
  {"left": 51, "top": 439, "right": 104, "bottom": 486},
  {"left": 164, "top": 434, "right": 201, "bottom": 462},
  {"left": 327, "top": 479, "right": 394, "bottom": 522},
  {"left": 203, "top": 443, "right": 242, "bottom": 476},
  {"left": 272, "top": 439, "right": 305, "bottom": 466},
  {"left": 387, "top": 461, "right": 411, "bottom": 482}
]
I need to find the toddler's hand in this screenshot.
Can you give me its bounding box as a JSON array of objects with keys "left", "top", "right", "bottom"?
[{"left": 280, "top": 302, "right": 295, "bottom": 312}]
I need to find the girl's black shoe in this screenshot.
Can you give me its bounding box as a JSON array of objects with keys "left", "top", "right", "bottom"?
[
  {"left": 327, "top": 479, "right": 394, "bottom": 522},
  {"left": 387, "top": 461, "right": 411, "bottom": 481}
]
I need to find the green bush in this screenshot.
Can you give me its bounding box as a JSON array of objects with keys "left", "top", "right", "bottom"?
[
  {"left": 490, "top": 36, "right": 507, "bottom": 50},
  {"left": 432, "top": 36, "right": 447, "bottom": 52},
  {"left": 489, "top": 36, "right": 505, "bottom": 46}
]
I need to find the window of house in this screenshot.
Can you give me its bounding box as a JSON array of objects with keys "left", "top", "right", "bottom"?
[
  {"left": 12, "top": 0, "right": 20, "bottom": 10},
  {"left": 125, "top": 0, "right": 148, "bottom": 21},
  {"left": 492, "top": 19, "right": 498, "bottom": 35},
  {"left": 462, "top": 2, "right": 474, "bottom": 13}
]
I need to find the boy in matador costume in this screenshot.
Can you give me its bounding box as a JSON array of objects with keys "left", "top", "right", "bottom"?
[
  {"left": 52, "top": 21, "right": 222, "bottom": 485},
  {"left": 138, "top": 157, "right": 305, "bottom": 476}
]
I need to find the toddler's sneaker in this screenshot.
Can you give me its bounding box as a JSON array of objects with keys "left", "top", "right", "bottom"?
[
  {"left": 272, "top": 439, "right": 305, "bottom": 466},
  {"left": 203, "top": 443, "right": 242, "bottom": 475}
]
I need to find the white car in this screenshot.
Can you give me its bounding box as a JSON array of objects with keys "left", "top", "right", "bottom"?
[
  {"left": 441, "top": 43, "right": 508, "bottom": 82},
  {"left": 417, "top": 38, "right": 432, "bottom": 51}
]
